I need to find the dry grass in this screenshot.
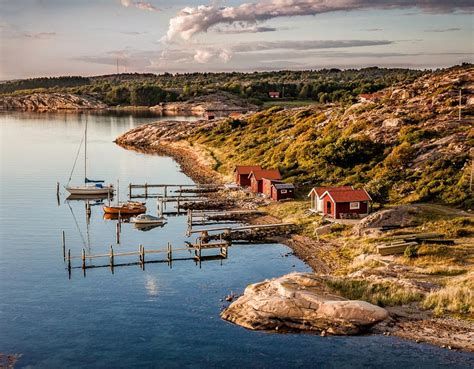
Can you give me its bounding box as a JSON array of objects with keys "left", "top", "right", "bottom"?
[
  {"left": 422, "top": 273, "right": 474, "bottom": 316},
  {"left": 324, "top": 278, "right": 423, "bottom": 307}
]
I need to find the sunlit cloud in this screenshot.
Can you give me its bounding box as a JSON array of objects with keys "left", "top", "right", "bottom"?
[
  {"left": 424, "top": 27, "right": 461, "bottom": 32},
  {"left": 166, "top": 0, "right": 474, "bottom": 40},
  {"left": 120, "top": 0, "right": 160, "bottom": 12}
]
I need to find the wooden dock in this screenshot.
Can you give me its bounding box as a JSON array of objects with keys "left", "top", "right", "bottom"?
[
  {"left": 187, "top": 209, "right": 264, "bottom": 226},
  {"left": 64, "top": 237, "right": 231, "bottom": 277},
  {"left": 128, "top": 183, "right": 221, "bottom": 199}
]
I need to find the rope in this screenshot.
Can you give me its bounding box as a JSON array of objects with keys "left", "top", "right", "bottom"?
[
  {"left": 67, "top": 128, "right": 86, "bottom": 185},
  {"left": 66, "top": 201, "right": 88, "bottom": 249}
]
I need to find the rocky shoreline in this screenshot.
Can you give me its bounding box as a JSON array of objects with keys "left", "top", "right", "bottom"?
[{"left": 114, "top": 119, "right": 473, "bottom": 352}]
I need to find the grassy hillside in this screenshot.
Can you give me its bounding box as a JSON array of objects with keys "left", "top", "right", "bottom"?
[{"left": 191, "top": 65, "right": 473, "bottom": 208}]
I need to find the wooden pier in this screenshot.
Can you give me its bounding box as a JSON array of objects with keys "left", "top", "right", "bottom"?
[
  {"left": 65, "top": 237, "right": 231, "bottom": 277},
  {"left": 186, "top": 222, "right": 295, "bottom": 238},
  {"left": 187, "top": 210, "right": 264, "bottom": 226},
  {"left": 128, "top": 183, "right": 221, "bottom": 199}
]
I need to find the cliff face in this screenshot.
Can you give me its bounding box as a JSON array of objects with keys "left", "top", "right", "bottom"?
[{"left": 0, "top": 93, "right": 107, "bottom": 111}]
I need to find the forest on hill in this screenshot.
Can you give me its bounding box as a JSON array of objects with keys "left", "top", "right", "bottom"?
[{"left": 0, "top": 67, "right": 423, "bottom": 106}]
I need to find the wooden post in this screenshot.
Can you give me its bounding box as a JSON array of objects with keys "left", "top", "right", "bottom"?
[
  {"left": 159, "top": 199, "right": 163, "bottom": 217},
  {"left": 141, "top": 245, "right": 145, "bottom": 264},
  {"left": 129, "top": 183, "right": 132, "bottom": 199},
  {"left": 67, "top": 249, "right": 71, "bottom": 270},
  {"left": 62, "top": 231, "right": 66, "bottom": 261},
  {"left": 164, "top": 185, "right": 167, "bottom": 198},
  {"left": 145, "top": 183, "right": 148, "bottom": 198},
  {"left": 116, "top": 222, "right": 120, "bottom": 244},
  {"left": 110, "top": 245, "right": 114, "bottom": 268},
  {"left": 81, "top": 248, "right": 86, "bottom": 269},
  {"left": 56, "top": 182, "right": 60, "bottom": 205}
]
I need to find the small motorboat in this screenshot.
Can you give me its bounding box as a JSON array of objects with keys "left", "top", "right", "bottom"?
[
  {"left": 103, "top": 201, "right": 146, "bottom": 215},
  {"left": 130, "top": 214, "right": 166, "bottom": 225}
]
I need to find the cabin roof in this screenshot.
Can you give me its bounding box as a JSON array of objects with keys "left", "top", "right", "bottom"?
[
  {"left": 308, "top": 186, "right": 353, "bottom": 197},
  {"left": 273, "top": 183, "right": 295, "bottom": 190},
  {"left": 234, "top": 165, "right": 262, "bottom": 175},
  {"left": 322, "top": 188, "right": 372, "bottom": 203},
  {"left": 249, "top": 169, "right": 282, "bottom": 181}
]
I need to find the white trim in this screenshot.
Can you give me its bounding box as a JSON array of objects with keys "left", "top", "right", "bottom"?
[{"left": 350, "top": 202, "right": 360, "bottom": 210}]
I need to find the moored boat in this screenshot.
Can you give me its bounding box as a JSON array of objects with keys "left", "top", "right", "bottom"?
[
  {"left": 103, "top": 201, "right": 146, "bottom": 215},
  {"left": 130, "top": 214, "right": 166, "bottom": 225},
  {"left": 65, "top": 117, "right": 113, "bottom": 196}
]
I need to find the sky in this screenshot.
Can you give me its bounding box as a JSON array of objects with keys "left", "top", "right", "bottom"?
[{"left": 0, "top": 0, "right": 473, "bottom": 79}]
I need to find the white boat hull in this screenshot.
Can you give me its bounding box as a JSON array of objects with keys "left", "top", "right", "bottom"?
[{"left": 66, "top": 186, "right": 114, "bottom": 195}]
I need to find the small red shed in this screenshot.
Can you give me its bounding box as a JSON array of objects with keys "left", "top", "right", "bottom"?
[
  {"left": 248, "top": 169, "right": 282, "bottom": 193},
  {"left": 234, "top": 165, "right": 262, "bottom": 187},
  {"left": 262, "top": 178, "right": 283, "bottom": 197},
  {"left": 320, "top": 188, "right": 372, "bottom": 219},
  {"left": 271, "top": 183, "right": 295, "bottom": 201}
]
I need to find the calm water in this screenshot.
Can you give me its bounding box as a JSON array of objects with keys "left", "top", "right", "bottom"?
[{"left": 0, "top": 111, "right": 473, "bottom": 369}]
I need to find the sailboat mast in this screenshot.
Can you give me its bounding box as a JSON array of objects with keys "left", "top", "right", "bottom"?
[{"left": 84, "top": 117, "right": 87, "bottom": 184}]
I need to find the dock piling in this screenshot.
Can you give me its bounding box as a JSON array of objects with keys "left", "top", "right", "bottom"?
[
  {"left": 62, "top": 231, "right": 66, "bottom": 261},
  {"left": 109, "top": 245, "right": 114, "bottom": 268},
  {"left": 81, "top": 248, "right": 86, "bottom": 269}
]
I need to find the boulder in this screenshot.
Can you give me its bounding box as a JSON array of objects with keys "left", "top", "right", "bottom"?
[
  {"left": 221, "top": 273, "right": 388, "bottom": 335},
  {"left": 382, "top": 118, "right": 404, "bottom": 128}
]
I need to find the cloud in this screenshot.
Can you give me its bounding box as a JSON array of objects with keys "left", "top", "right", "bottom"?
[
  {"left": 22, "top": 32, "right": 56, "bottom": 39},
  {"left": 231, "top": 39, "right": 393, "bottom": 53},
  {"left": 363, "top": 28, "right": 382, "bottom": 32},
  {"left": 424, "top": 27, "right": 462, "bottom": 32},
  {"left": 215, "top": 26, "right": 278, "bottom": 34},
  {"left": 166, "top": 0, "right": 474, "bottom": 40},
  {"left": 120, "top": 0, "right": 159, "bottom": 12},
  {"left": 181, "top": 39, "right": 394, "bottom": 65}
]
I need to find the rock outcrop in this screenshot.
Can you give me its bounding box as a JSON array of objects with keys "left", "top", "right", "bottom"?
[
  {"left": 0, "top": 93, "right": 107, "bottom": 111},
  {"left": 221, "top": 273, "right": 388, "bottom": 335},
  {"left": 151, "top": 91, "right": 258, "bottom": 113}
]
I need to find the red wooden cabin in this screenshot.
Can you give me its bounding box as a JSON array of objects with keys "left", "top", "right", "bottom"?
[
  {"left": 248, "top": 169, "right": 282, "bottom": 193},
  {"left": 262, "top": 178, "right": 283, "bottom": 197},
  {"left": 234, "top": 165, "right": 262, "bottom": 187},
  {"left": 320, "top": 188, "right": 372, "bottom": 219},
  {"left": 271, "top": 183, "right": 295, "bottom": 201}
]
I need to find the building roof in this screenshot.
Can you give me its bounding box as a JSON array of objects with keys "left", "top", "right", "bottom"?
[
  {"left": 308, "top": 186, "right": 353, "bottom": 198},
  {"left": 249, "top": 169, "right": 282, "bottom": 181},
  {"left": 272, "top": 183, "right": 295, "bottom": 190},
  {"left": 322, "top": 188, "right": 372, "bottom": 203},
  {"left": 234, "top": 165, "right": 262, "bottom": 175}
]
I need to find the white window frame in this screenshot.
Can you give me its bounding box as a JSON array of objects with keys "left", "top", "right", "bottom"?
[
  {"left": 350, "top": 202, "right": 360, "bottom": 210},
  {"left": 281, "top": 189, "right": 288, "bottom": 194}
]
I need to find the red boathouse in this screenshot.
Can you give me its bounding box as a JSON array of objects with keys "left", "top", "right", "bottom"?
[
  {"left": 320, "top": 188, "right": 372, "bottom": 219},
  {"left": 234, "top": 165, "right": 262, "bottom": 187},
  {"left": 248, "top": 169, "right": 282, "bottom": 194}
]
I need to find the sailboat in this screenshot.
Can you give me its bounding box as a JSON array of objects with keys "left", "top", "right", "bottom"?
[{"left": 65, "top": 117, "right": 114, "bottom": 196}]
